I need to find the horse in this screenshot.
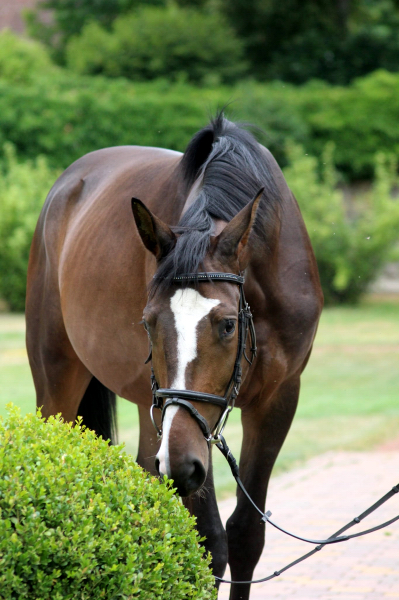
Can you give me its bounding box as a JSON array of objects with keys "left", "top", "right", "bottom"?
[{"left": 26, "top": 114, "right": 323, "bottom": 600}]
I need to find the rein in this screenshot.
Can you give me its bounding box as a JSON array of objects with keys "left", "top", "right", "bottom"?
[
  {"left": 215, "top": 434, "right": 399, "bottom": 584},
  {"left": 145, "top": 271, "right": 399, "bottom": 586}
]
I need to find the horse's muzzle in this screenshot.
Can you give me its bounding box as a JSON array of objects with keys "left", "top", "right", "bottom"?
[{"left": 155, "top": 452, "right": 206, "bottom": 497}]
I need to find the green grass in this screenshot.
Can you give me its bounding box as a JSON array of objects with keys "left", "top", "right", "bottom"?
[{"left": 1, "top": 296, "right": 398, "bottom": 499}]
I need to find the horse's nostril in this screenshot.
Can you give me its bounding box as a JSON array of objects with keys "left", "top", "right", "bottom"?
[
  {"left": 190, "top": 459, "right": 206, "bottom": 489},
  {"left": 154, "top": 457, "right": 161, "bottom": 475},
  {"left": 175, "top": 457, "right": 206, "bottom": 497}
]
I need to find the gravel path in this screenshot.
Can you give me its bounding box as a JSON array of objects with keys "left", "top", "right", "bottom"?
[{"left": 218, "top": 449, "right": 399, "bottom": 599}]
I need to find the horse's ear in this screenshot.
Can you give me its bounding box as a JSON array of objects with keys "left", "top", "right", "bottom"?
[
  {"left": 213, "top": 187, "right": 263, "bottom": 269},
  {"left": 131, "top": 198, "right": 176, "bottom": 260}
]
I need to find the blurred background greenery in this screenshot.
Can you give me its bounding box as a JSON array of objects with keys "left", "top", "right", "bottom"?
[{"left": 0, "top": 0, "right": 398, "bottom": 497}]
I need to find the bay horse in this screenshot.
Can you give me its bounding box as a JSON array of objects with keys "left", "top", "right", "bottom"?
[{"left": 26, "top": 115, "right": 323, "bottom": 599}]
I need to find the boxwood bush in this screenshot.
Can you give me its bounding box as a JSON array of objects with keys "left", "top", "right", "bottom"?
[{"left": 0, "top": 405, "right": 216, "bottom": 599}]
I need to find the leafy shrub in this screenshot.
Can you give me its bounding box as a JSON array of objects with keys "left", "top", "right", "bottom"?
[
  {"left": 284, "top": 143, "right": 399, "bottom": 304},
  {"left": 299, "top": 70, "right": 399, "bottom": 179},
  {"left": 25, "top": 0, "right": 165, "bottom": 63},
  {"left": 219, "top": 0, "right": 399, "bottom": 85},
  {"left": 0, "top": 30, "right": 57, "bottom": 85},
  {"left": 0, "top": 405, "right": 215, "bottom": 599},
  {"left": 0, "top": 75, "right": 209, "bottom": 169},
  {"left": 66, "top": 5, "right": 246, "bottom": 84},
  {"left": 0, "top": 144, "right": 60, "bottom": 312}
]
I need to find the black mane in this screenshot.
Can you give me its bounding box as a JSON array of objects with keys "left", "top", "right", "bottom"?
[{"left": 153, "top": 114, "right": 280, "bottom": 290}]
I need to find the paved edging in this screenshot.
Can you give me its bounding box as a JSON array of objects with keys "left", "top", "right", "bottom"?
[{"left": 218, "top": 450, "right": 399, "bottom": 599}]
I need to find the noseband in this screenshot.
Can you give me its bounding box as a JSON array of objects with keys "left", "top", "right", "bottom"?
[{"left": 145, "top": 272, "right": 257, "bottom": 445}]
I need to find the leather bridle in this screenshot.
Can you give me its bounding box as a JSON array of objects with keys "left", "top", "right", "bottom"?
[{"left": 145, "top": 272, "right": 257, "bottom": 446}]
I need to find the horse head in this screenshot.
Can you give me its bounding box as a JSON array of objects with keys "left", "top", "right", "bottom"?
[{"left": 131, "top": 190, "right": 262, "bottom": 497}]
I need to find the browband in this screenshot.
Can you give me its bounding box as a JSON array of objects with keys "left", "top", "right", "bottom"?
[{"left": 172, "top": 272, "right": 245, "bottom": 285}]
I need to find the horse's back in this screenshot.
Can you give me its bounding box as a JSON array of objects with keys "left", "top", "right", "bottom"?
[
  {"left": 29, "top": 144, "right": 182, "bottom": 272},
  {"left": 43, "top": 145, "right": 181, "bottom": 218}
]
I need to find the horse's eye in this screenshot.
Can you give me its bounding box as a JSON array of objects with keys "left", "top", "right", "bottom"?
[{"left": 220, "top": 319, "right": 236, "bottom": 337}]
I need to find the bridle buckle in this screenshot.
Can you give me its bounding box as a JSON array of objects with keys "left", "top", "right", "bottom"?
[{"left": 210, "top": 405, "right": 233, "bottom": 444}]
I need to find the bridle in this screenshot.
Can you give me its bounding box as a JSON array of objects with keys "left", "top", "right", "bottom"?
[
  {"left": 145, "top": 271, "right": 257, "bottom": 446},
  {"left": 143, "top": 271, "right": 399, "bottom": 587}
]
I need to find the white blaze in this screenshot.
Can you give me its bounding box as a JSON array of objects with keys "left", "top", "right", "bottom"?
[{"left": 156, "top": 288, "right": 220, "bottom": 476}]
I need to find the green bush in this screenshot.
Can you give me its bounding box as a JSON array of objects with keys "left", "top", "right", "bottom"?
[
  {"left": 299, "top": 71, "right": 399, "bottom": 179},
  {"left": 284, "top": 143, "right": 399, "bottom": 304},
  {"left": 66, "top": 5, "right": 246, "bottom": 84},
  {"left": 0, "top": 144, "right": 60, "bottom": 311},
  {"left": 219, "top": 0, "right": 399, "bottom": 85},
  {"left": 0, "top": 29, "right": 57, "bottom": 85},
  {"left": 0, "top": 76, "right": 207, "bottom": 168},
  {"left": 25, "top": 0, "right": 165, "bottom": 63},
  {"left": 0, "top": 405, "right": 215, "bottom": 599}
]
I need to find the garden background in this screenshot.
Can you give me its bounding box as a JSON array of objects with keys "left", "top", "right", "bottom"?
[{"left": 0, "top": 0, "right": 398, "bottom": 498}]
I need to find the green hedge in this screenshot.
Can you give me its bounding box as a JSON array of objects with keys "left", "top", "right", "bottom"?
[
  {"left": 0, "top": 405, "right": 215, "bottom": 599},
  {"left": 3, "top": 31, "right": 399, "bottom": 180},
  {"left": 297, "top": 71, "right": 399, "bottom": 179},
  {"left": 0, "top": 76, "right": 207, "bottom": 169},
  {"left": 2, "top": 32, "right": 399, "bottom": 309}
]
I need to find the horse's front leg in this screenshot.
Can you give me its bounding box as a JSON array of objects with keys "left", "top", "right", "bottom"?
[
  {"left": 226, "top": 376, "right": 300, "bottom": 600},
  {"left": 185, "top": 454, "right": 228, "bottom": 587}
]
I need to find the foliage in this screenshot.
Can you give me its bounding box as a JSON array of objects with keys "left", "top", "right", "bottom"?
[
  {"left": 284, "top": 143, "right": 399, "bottom": 303},
  {"left": 0, "top": 404, "right": 215, "bottom": 599},
  {"left": 0, "top": 75, "right": 206, "bottom": 169},
  {"left": 219, "top": 0, "right": 345, "bottom": 83},
  {"left": 25, "top": 0, "right": 164, "bottom": 62},
  {"left": 66, "top": 5, "right": 245, "bottom": 84},
  {"left": 3, "top": 31, "right": 399, "bottom": 179},
  {"left": 0, "top": 145, "right": 59, "bottom": 312},
  {"left": 27, "top": 0, "right": 399, "bottom": 84},
  {"left": 299, "top": 70, "right": 399, "bottom": 179},
  {"left": 219, "top": 0, "right": 399, "bottom": 84},
  {"left": 0, "top": 29, "right": 57, "bottom": 86}
]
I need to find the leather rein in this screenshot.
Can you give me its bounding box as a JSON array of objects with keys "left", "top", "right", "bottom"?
[{"left": 144, "top": 271, "right": 399, "bottom": 586}]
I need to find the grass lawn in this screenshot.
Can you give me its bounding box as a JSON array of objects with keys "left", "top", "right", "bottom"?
[{"left": 1, "top": 295, "right": 398, "bottom": 499}]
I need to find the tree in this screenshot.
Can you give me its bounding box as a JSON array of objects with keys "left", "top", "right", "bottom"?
[{"left": 218, "top": 0, "right": 399, "bottom": 84}]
